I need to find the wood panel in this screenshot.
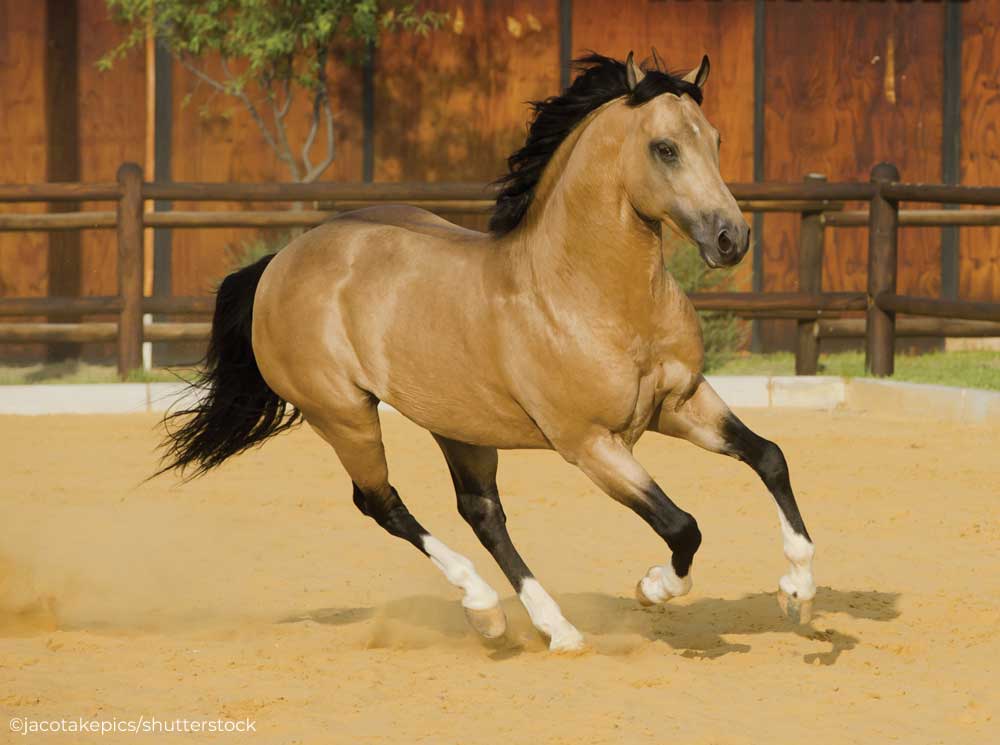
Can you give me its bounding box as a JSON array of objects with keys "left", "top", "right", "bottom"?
[
  {"left": 0, "top": 1, "right": 48, "bottom": 360},
  {"left": 0, "top": 1, "right": 48, "bottom": 302},
  {"left": 78, "top": 0, "right": 145, "bottom": 300},
  {"left": 960, "top": 0, "right": 1000, "bottom": 302},
  {"left": 763, "top": 2, "right": 944, "bottom": 349},
  {"left": 45, "top": 0, "right": 82, "bottom": 361},
  {"left": 572, "top": 0, "right": 756, "bottom": 291},
  {"left": 373, "top": 0, "right": 560, "bottom": 229},
  {"left": 170, "top": 49, "right": 364, "bottom": 298}
]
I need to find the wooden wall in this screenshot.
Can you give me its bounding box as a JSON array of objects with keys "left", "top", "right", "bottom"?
[
  {"left": 762, "top": 2, "right": 945, "bottom": 348},
  {"left": 0, "top": 1, "right": 48, "bottom": 304},
  {"left": 376, "top": 0, "right": 560, "bottom": 183},
  {"left": 78, "top": 0, "right": 145, "bottom": 299},
  {"left": 961, "top": 0, "right": 1000, "bottom": 301},
  {"left": 1, "top": 0, "right": 999, "bottom": 361}
]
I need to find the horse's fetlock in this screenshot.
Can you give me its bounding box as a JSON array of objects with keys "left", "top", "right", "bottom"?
[{"left": 669, "top": 512, "right": 702, "bottom": 555}]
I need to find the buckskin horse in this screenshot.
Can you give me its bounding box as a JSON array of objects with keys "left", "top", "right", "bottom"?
[{"left": 160, "top": 52, "right": 816, "bottom": 651}]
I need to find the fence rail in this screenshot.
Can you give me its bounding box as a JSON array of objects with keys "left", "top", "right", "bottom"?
[{"left": 1, "top": 161, "right": 999, "bottom": 378}]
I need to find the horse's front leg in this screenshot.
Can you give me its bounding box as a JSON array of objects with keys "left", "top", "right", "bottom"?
[
  {"left": 651, "top": 376, "right": 816, "bottom": 622},
  {"left": 564, "top": 433, "right": 703, "bottom": 606}
]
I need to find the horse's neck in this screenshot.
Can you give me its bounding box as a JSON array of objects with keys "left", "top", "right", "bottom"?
[{"left": 513, "top": 103, "right": 667, "bottom": 319}]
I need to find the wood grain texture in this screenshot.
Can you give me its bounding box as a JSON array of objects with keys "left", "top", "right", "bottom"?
[
  {"left": 373, "top": 0, "right": 560, "bottom": 230},
  {"left": 960, "top": 0, "right": 1000, "bottom": 302},
  {"left": 763, "top": 2, "right": 944, "bottom": 349},
  {"left": 572, "top": 0, "right": 755, "bottom": 291},
  {"left": 45, "top": 0, "right": 82, "bottom": 356},
  {"left": 78, "top": 0, "right": 145, "bottom": 302},
  {"left": 0, "top": 1, "right": 48, "bottom": 302},
  {"left": 0, "top": 1, "right": 48, "bottom": 359}
]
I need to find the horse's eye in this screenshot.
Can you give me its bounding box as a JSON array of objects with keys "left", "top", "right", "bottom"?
[{"left": 653, "top": 141, "right": 678, "bottom": 162}]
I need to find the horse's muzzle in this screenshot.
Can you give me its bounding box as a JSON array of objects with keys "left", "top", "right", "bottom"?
[{"left": 699, "top": 218, "right": 750, "bottom": 268}]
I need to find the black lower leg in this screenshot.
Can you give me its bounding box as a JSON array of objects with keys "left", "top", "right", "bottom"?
[
  {"left": 455, "top": 486, "right": 533, "bottom": 589},
  {"left": 627, "top": 483, "right": 702, "bottom": 577},
  {"left": 721, "top": 414, "right": 811, "bottom": 541},
  {"left": 436, "top": 436, "right": 533, "bottom": 591},
  {"left": 352, "top": 482, "right": 429, "bottom": 553}
]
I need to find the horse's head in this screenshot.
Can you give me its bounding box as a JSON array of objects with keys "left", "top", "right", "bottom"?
[{"left": 619, "top": 53, "right": 749, "bottom": 268}]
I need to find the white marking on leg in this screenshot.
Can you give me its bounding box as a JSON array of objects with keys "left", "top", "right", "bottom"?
[
  {"left": 638, "top": 563, "right": 693, "bottom": 604},
  {"left": 777, "top": 509, "right": 816, "bottom": 600},
  {"left": 421, "top": 535, "right": 499, "bottom": 611},
  {"left": 518, "top": 578, "right": 584, "bottom": 652}
]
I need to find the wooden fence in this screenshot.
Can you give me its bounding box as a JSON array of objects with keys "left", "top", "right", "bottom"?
[{"left": 1, "top": 161, "right": 999, "bottom": 378}]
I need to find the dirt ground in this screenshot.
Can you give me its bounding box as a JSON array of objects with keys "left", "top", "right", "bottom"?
[{"left": 1, "top": 408, "right": 997, "bottom": 744}]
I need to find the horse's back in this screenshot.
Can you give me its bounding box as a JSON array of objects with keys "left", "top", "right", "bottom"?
[{"left": 330, "top": 204, "right": 487, "bottom": 242}]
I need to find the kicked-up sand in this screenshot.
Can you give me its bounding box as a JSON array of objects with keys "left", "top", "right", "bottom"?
[{"left": 1, "top": 407, "right": 997, "bottom": 743}]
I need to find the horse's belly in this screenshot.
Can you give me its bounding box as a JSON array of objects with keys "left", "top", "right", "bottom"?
[{"left": 383, "top": 384, "right": 550, "bottom": 449}]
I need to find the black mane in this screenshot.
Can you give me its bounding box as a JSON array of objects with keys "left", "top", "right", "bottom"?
[{"left": 489, "top": 53, "right": 703, "bottom": 235}]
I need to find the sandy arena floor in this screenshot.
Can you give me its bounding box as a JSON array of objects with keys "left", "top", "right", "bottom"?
[{"left": 1, "top": 408, "right": 997, "bottom": 744}]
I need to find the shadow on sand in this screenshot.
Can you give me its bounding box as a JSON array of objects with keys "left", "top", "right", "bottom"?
[{"left": 284, "top": 587, "right": 899, "bottom": 666}]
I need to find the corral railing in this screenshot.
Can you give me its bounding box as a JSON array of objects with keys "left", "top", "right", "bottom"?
[{"left": 1, "top": 161, "right": 999, "bottom": 378}]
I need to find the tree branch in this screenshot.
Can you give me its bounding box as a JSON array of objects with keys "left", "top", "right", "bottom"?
[
  {"left": 303, "top": 47, "right": 335, "bottom": 183},
  {"left": 266, "top": 76, "right": 301, "bottom": 181},
  {"left": 276, "top": 77, "right": 293, "bottom": 120},
  {"left": 177, "top": 56, "right": 227, "bottom": 94},
  {"left": 304, "top": 93, "right": 335, "bottom": 183},
  {"left": 301, "top": 86, "right": 321, "bottom": 175}
]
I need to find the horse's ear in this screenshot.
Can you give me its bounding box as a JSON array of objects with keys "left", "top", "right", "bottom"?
[
  {"left": 650, "top": 47, "right": 665, "bottom": 72},
  {"left": 682, "top": 55, "right": 710, "bottom": 90},
  {"left": 625, "top": 51, "right": 645, "bottom": 91}
]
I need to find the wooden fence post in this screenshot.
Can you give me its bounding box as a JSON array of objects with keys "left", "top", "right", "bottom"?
[
  {"left": 795, "top": 173, "right": 826, "bottom": 375},
  {"left": 866, "top": 162, "right": 900, "bottom": 377},
  {"left": 116, "top": 162, "right": 144, "bottom": 377}
]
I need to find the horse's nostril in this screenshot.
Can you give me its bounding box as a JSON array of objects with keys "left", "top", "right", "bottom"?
[{"left": 718, "top": 229, "right": 736, "bottom": 257}]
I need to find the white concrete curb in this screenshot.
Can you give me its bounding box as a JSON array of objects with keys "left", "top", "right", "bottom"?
[
  {"left": 846, "top": 378, "right": 1000, "bottom": 425},
  {"left": 0, "top": 376, "right": 997, "bottom": 424}
]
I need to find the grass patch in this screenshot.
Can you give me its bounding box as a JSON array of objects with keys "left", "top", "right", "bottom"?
[
  {"left": 0, "top": 362, "right": 196, "bottom": 386},
  {"left": 714, "top": 350, "right": 1000, "bottom": 390}
]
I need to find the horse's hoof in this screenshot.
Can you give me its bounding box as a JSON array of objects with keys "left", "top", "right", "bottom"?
[
  {"left": 777, "top": 588, "right": 814, "bottom": 625},
  {"left": 548, "top": 626, "right": 586, "bottom": 653},
  {"left": 635, "top": 579, "right": 657, "bottom": 607},
  {"left": 464, "top": 604, "right": 507, "bottom": 639}
]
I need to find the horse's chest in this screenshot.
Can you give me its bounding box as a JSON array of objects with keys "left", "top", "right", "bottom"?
[{"left": 616, "top": 323, "right": 703, "bottom": 442}]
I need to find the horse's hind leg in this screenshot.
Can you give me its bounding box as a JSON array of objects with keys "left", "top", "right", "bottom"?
[
  {"left": 434, "top": 435, "right": 584, "bottom": 652},
  {"left": 307, "top": 398, "right": 506, "bottom": 638},
  {"left": 651, "top": 376, "right": 816, "bottom": 623}
]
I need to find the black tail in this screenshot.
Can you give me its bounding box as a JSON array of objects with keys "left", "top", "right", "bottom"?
[{"left": 157, "top": 254, "right": 301, "bottom": 478}]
